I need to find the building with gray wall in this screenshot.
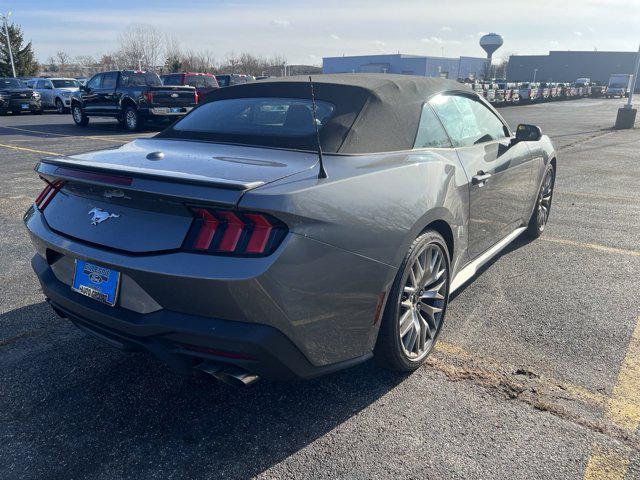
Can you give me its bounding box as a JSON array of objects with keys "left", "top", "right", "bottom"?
[
  {"left": 323, "top": 54, "right": 488, "bottom": 80},
  {"left": 507, "top": 51, "right": 638, "bottom": 84}
]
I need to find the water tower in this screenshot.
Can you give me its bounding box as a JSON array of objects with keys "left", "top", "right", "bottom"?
[{"left": 479, "top": 33, "right": 504, "bottom": 61}]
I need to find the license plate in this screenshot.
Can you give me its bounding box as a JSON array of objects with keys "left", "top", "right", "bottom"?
[
  {"left": 21, "top": 103, "right": 29, "bottom": 109},
  {"left": 170, "top": 107, "right": 182, "bottom": 113},
  {"left": 72, "top": 260, "right": 120, "bottom": 306}
]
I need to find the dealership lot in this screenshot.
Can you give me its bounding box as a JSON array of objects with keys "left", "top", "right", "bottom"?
[{"left": 1, "top": 99, "right": 639, "bottom": 479}]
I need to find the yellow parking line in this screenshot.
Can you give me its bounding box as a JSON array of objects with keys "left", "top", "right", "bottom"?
[
  {"left": 583, "top": 316, "right": 640, "bottom": 479},
  {"left": 605, "top": 317, "right": 640, "bottom": 431},
  {"left": 542, "top": 237, "right": 640, "bottom": 257},
  {"left": 0, "top": 125, "right": 130, "bottom": 143},
  {"left": 584, "top": 444, "right": 631, "bottom": 480},
  {"left": 0, "top": 142, "right": 62, "bottom": 156}
]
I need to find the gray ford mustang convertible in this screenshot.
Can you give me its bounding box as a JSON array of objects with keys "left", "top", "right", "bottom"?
[{"left": 25, "top": 74, "right": 556, "bottom": 386}]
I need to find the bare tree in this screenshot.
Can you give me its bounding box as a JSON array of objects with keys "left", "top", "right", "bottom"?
[{"left": 117, "top": 24, "right": 165, "bottom": 70}]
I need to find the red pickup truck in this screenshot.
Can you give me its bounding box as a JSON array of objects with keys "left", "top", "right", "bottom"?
[{"left": 160, "top": 72, "right": 219, "bottom": 103}]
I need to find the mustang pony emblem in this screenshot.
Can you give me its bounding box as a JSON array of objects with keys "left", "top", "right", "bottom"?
[{"left": 88, "top": 207, "right": 120, "bottom": 225}]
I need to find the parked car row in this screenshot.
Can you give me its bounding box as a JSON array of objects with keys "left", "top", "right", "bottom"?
[{"left": 463, "top": 79, "right": 611, "bottom": 106}]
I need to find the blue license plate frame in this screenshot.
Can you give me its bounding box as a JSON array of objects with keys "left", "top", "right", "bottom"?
[{"left": 72, "top": 260, "right": 120, "bottom": 306}]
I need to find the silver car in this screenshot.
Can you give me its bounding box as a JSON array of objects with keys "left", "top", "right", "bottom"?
[
  {"left": 30, "top": 77, "right": 80, "bottom": 113},
  {"left": 25, "top": 74, "right": 556, "bottom": 386}
]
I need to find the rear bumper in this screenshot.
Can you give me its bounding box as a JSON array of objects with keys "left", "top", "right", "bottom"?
[
  {"left": 35, "top": 254, "right": 369, "bottom": 380},
  {"left": 25, "top": 207, "right": 391, "bottom": 379}
]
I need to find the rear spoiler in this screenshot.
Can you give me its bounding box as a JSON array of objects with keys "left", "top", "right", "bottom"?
[
  {"left": 36, "top": 157, "right": 264, "bottom": 207},
  {"left": 37, "top": 157, "right": 264, "bottom": 191}
]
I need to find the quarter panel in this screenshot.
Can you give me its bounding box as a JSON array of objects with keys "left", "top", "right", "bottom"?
[{"left": 240, "top": 150, "right": 470, "bottom": 276}]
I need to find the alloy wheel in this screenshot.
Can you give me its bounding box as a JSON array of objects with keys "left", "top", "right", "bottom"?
[
  {"left": 536, "top": 168, "right": 554, "bottom": 230},
  {"left": 72, "top": 106, "right": 83, "bottom": 123},
  {"left": 126, "top": 109, "right": 137, "bottom": 130},
  {"left": 398, "top": 244, "right": 448, "bottom": 360},
  {"left": 56, "top": 99, "right": 64, "bottom": 114}
]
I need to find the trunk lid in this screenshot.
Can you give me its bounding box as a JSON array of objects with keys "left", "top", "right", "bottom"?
[{"left": 36, "top": 138, "right": 318, "bottom": 253}]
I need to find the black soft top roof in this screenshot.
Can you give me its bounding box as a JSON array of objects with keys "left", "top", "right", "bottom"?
[{"left": 166, "top": 74, "right": 472, "bottom": 154}]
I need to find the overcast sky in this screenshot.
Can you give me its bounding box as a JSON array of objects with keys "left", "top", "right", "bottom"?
[{"left": 7, "top": 0, "right": 639, "bottom": 64}]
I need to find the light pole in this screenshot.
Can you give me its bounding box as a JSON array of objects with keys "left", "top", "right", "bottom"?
[
  {"left": 532, "top": 68, "right": 538, "bottom": 83},
  {"left": 0, "top": 12, "right": 16, "bottom": 78},
  {"left": 614, "top": 43, "right": 640, "bottom": 129}
]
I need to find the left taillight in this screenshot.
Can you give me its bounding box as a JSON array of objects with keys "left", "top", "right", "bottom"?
[
  {"left": 34, "top": 178, "right": 64, "bottom": 211},
  {"left": 143, "top": 91, "right": 154, "bottom": 103},
  {"left": 182, "top": 207, "right": 287, "bottom": 256}
]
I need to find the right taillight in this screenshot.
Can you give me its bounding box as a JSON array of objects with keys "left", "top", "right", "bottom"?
[
  {"left": 183, "top": 207, "right": 287, "bottom": 256},
  {"left": 34, "top": 178, "right": 64, "bottom": 211}
]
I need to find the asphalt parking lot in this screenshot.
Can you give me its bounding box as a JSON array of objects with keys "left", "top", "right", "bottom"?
[{"left": 1, "top": 99, "right": 639, "bottom": 479}]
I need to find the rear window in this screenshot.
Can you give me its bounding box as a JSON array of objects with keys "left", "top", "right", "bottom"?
[
  {"left": 121, "top": 72, "right": 162, "bottom": 87},
  {"left": 162, "top": 74, "right": 182, "bottom": 86},
  {"left": 215, "top": 75, "right": 230, "bottom": 87},
  {"left": 165, "top": 97, "right": 335, "bottom": 151},
  {"left": 185, "top": 75, "right": 218, "bottom": 89},
  {"left": 174, "top": 98, "right": 334, "bottom": 137},
  {"left": 52, "top": 79, "right": 79, "bottom": 88}
]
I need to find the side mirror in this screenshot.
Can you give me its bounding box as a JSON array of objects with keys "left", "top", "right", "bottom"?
[
  {"left": 79, "top": 85, "right": 87, "bottom": 92},
  {"left": 514, "top": 124, "right": 542, "bottom": 142}
]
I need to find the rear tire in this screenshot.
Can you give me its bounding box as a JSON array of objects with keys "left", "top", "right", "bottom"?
[
  {"left": 123, "top": 106, "right": 143, "bottom": 131},
  {"left": 71, "top": 103, "right": 89, "bottom": 126},
  {"left": 55, "top": 98, "right": 67, "bottom": 114},
  {"left": 525, "top": 163, "right": 555, "bottom": 239},
  {"left": 374, "top": 230, "right": 450, "bottom": 372}
]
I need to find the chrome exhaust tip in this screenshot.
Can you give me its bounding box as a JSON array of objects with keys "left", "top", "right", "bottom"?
[{"left": 199, "top": 363, "right": 260, "bottom": 387}]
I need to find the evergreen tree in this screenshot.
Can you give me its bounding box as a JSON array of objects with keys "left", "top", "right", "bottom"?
[{"left": 0, "top": 23, "right": 38, "bottom": 77}]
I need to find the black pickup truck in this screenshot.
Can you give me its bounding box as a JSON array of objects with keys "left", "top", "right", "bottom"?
[{"left": 70, "top": 70, "right": 197, "bottom": 131}]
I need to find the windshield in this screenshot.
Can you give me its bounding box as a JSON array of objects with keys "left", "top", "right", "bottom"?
[
  {"left": 52, "top": 79, "right": 79, "bottom": 88},
  {"left": 0, "top": 78, "right": 23, "bottom": 88},
  {"left": 609, "top": 82, "right": 627, "bottom": 88},
  {"left": 165, "top": 97, "right": 335, "bottom": 150}
]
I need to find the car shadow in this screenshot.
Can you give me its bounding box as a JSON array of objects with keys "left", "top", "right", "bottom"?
[{"left": 1, "top": 302, "right": 405, "bottom": 480}]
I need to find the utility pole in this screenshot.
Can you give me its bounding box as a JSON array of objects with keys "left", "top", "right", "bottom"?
[
  {"left": 0, "top": 12, "right": 16, "bottom": 78},
  {"left": 614, "top": 43, "right": 640, "bottom": 129},
  {"left": 532, "top": 68, "right": 538, "bottom": 83}
]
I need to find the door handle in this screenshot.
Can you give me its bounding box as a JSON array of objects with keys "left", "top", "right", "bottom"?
[{"left": 472, "top": 171, "right": 492, "bottom": 186}]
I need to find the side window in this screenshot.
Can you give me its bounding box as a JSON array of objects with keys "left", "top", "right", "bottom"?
[
  {"left": 430, "top": 94, "right": 507, "bottom": 147},
  {"left": 36, "top": 80, "right": 46, "bottom": 89},
  {"left": 464, "top": 97, "right": 508, "bottom": 142},
  {"left": 87, "top": 74, "right": 102, "bottom": 90},
  {"left": 413, "top": 103, "right": 451, "bottom": 149},
  {"left": 101, "top": 72, "right": 118, "bottom": 90}
]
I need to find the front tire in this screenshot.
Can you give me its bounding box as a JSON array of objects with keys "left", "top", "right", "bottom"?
[
  {"left": 525, "top": 163, "right": 555, "bottom": 239},
  {"left": 374, "top": 230, "right": 450, "bottom": 372},
  {"left": 71, "top": 103, "right": 89, "bottom": 126}
]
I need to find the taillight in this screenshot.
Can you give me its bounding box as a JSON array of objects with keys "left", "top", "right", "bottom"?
[
  {"left": 143, "top": 91, "right": 154, "bottom": 103},
  {"left": 194, "top": 91, "right": 199, "bottom": 104},
  {"left": 34, "top": 178, "right": 64, "bottom": 211},
  {"left": 183, "top": 208, "right": 287, "bottom": 256}
]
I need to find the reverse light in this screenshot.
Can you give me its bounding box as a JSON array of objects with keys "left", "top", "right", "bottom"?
[
  {"left": 183, "top": 207, "right": 287, "bottom": 256},
  {"left": 35, "top": 178, "right": 64, "bottom": 211}
]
